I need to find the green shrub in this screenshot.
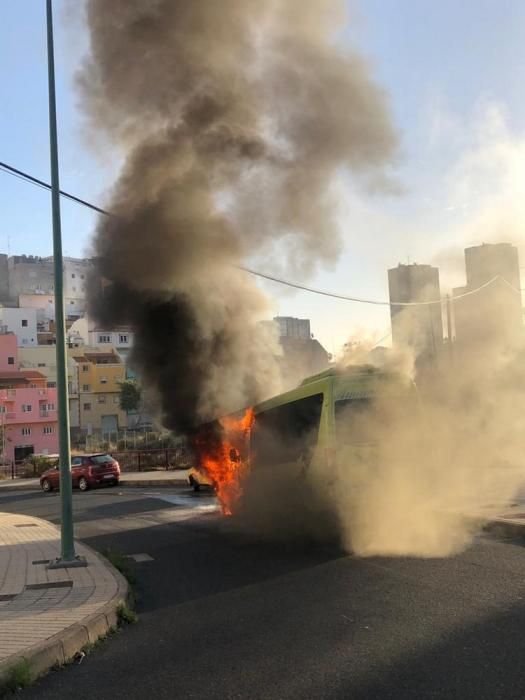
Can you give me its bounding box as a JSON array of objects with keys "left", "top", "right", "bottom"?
[
  {"left": 1, "top": 659, "right": 32, "bottom": 695},
  {"left": 20, "top": 455, "right": 58, "bottom": 479}
]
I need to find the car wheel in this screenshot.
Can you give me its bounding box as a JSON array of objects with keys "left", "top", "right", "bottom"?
[
  {"left": 78, "top": 476, "right": 89, "bottom": 492},
  {"left": 41, "top": 478, "right": 52, "bottom": 493},
  {"left": 111, "top": 479, "right": 119, "bottom": 487},
  {"left": 189, "top": 476, "right": 200, "bottom": 492}
]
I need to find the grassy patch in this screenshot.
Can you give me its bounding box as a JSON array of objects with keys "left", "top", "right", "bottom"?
[
  {"left": 117, "top": 602, "right": 138, "bottom": 625},
  {"left": 102, "top": 549, "right": 139, "bottom": 619},
  {"left": 80, "top": 626, "right": 118, "bottom": 658},
  {"left": 103, "top": 549, "right": 137, "bottom": 587},
  {"left": 0, "top": 659, "right": 32, "bottom": 696}
]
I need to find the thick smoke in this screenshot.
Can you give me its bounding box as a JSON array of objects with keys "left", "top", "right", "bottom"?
[
  {"left": 79, "top": 0, "right": 397, "bottom": 430},
  {"left": 235, "top": 296, "right": 525, "bottom": 558}
]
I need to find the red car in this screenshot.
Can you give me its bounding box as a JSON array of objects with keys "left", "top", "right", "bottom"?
[{"left": 40, "top": 453, "right": 120, "bottom": 492}]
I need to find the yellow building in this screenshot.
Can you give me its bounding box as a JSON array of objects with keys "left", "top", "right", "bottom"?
[{"left": 71, "top": 349, "right": 127, "bottom": 435}]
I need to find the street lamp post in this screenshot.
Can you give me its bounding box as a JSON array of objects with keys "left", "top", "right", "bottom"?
[{"left": 46, "top": 0, "right": 86, "bottom": 568}]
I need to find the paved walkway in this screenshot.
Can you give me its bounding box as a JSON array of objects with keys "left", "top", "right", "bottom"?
[{"left": 0, "top": 512, "right": 126, "bottom": 680}]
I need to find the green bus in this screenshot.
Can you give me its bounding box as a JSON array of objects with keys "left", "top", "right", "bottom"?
[
  {"left": 250, "top": 364, "right": 412, "bottom": 474},
  {"left": 190, "top": 365, "right": 415, "bottom": 509}
]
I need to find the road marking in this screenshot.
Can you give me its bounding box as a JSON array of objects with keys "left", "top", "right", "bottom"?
[
  {"left": 143, "top": 493, "right": 218, "bottom": 510},
  {"left": 127, "top": 553, "right": 154, "bottom": 563}
]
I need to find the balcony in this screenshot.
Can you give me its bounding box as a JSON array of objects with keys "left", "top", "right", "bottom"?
[
  {"left": 6, "top": 412, "right": 16, "bottom": 420},
  {"left": 39, "top": 411, "right": 50, "bottom": 418}
]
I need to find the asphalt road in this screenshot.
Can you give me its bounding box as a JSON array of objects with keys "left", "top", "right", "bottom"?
[{"left": 2, "top": 486, "right": 525, "bottom": 699}]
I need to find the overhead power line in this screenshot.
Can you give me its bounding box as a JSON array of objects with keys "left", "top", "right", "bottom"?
[
  {"left": 240, "top": 266, "right": 509, "bottom": 306},
  {"left": 0, "top": 160, "right": 108, "bottom": 216},
  {"left": 1, "top": 158, "right": 522, "bottom": 307}
]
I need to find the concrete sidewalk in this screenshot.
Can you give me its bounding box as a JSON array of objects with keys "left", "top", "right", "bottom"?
[
  {"left": 0, "top": 512, "right": 128, "bottom": 687},
  {"left": 0, "top": 469, "right": 190, "bottom": 492}
]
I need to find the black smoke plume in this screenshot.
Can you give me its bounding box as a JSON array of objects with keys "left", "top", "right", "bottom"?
[{"left": 80, "top": 0, "right": 397, "bottom": 431}]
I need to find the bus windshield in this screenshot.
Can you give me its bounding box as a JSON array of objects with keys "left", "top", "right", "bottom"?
[{"left": 252, "top": 393, "right": 323, "bottom": 468}]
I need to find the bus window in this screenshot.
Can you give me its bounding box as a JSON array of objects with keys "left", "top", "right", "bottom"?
[
  {"left": 335, "top": 398, "right": 374, "bottom": 446},
  {"left": 252, "top": 393, "right": 323, "bottom": 468},
  {"left": 336, "top": 397, "right": 401, "bottom": 446}
]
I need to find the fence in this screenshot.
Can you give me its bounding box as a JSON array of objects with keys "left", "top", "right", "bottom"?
[
  {"left": 111, "top": 447, "right": 192, "bottom": 472},
  {"left": 0, "top": 447, "right": 193, "bottom": 481},
  {"left": 80, "top": 429, "right": 177, "bottom": 453},
  {"left": 0, "top": 461, "right": 36, "bottom": 480}
]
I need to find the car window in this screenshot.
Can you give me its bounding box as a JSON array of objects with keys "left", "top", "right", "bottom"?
[
  {"left": 90, "top": 454, "right": 114, "bottom": 464},
  {"left": 71, "top": 457, "right": 83, "bottom": 467}
]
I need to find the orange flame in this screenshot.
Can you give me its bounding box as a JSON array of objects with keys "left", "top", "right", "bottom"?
[{"left": 196, "top": 408, "right": 255, "bottom": 515}]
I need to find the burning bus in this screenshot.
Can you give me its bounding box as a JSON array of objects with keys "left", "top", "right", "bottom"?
[{"left": 189, "top": 365, "right": 416, "bottom": 517}]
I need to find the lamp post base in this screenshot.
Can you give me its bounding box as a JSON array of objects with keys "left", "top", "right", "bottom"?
[{"left": 48, "top": 555, "right": 88, "bottom": 570}]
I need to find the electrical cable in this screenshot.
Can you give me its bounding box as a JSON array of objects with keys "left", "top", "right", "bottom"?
[{"left": 1, "top": 158, "right": 522, "bottom": 306}]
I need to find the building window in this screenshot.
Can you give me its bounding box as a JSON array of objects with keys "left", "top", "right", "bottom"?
[
  {"left": 7, "top": 356, "right": 14, "bottom": 365},
  {"left": 37, "top": 362, "right": 46, "bottom": 367},
  {"left": 21, "top": 319, "right": 28, "bottom": 327},
  {"left": 43, "top": 426, "right": 53, "bottom": 435},
  {"left": 100, "top": 377, "right": 108, "bottom": 384},
  {"left": 83, "top": 403, "right": 91, "bottom": 411},
  {"left": 97, "top": 395, "right": 107, "bottom": 404},
  {"left": 119, "top": 334, "right": 129, "bottom": 344},
  {"left": 82, "top": 365, "right": 89, "bottom": 372},
  {"left": 71, "top": 273, "right": 76, "bottom": 278},
  {"left": 98, "top": 335, "right": 111, "bottom": 343},
  {"left": 44, "top": 403, "right": 55, "bottom": 411},
  {"left": 0, "top": 406, "right": 5, "bottom": 413},
  {"left": 80, "top": 274, "right": 85, "bottom": 280},
  {"left": 22, "top": 404, "right": 32, "bottom": 413},
  {"left": 82, "top": 384, "right": 90, "bottom": 391},
  {"left": 47, "top": 382, "right": 56, "bottom": 388},
  {"left": 113, "top": 396, "right": 120, "bottom": 404},
  {"left": 21, "top": 427, "right": 31, "bottom": 436}
]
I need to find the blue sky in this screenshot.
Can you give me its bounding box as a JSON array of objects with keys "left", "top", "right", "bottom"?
[{"left": 1, "top": 0, "right": 524, "bottom": 352}]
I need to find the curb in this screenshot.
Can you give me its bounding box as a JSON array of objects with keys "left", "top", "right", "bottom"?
[
  {"left": 121, "top": 479, "right": 188, "bottom": 489},
  {"left": 0, "top": 480, "right": 39, "bottom": 493},
  {"left": 0, "top": 522, "right": 130, "bottom": 691},
  {"left": 0, "top": 476, "right": 190, "bottom": 493},
  {"left": 484, "top": 518, "right": 525, "bottom": 539}
]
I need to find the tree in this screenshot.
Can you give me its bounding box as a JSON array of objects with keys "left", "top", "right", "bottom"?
[{"left": 119, "top": 380, "right": 142, "bottom": 413}]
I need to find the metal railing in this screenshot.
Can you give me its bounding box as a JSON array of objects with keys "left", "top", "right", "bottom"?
[{"left": 111, "top": 447, "right": 191, "bottom": 472}]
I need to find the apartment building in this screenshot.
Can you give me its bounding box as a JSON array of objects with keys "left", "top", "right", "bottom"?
[
  {"left": 0, "top": 307, "right": 38, "bottom": 346},
  {"left": 0, "top": 332, "right": 58, "bottom": 462},
  {"left": 71, "top": 349, "right": 127, "bottom": 436},
  {"left": 7, "top": 256, "right": 54, "bottom": 301},
  {"left": 69, "top": 317, "right": 134, "bottom": 364},
  {"left": 18, "top": 345, "right": 80, "bottom": 431}
]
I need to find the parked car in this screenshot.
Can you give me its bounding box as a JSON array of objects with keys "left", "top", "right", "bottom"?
[{"left": 40, "top": 453, "right": 120, "bottom": 492}]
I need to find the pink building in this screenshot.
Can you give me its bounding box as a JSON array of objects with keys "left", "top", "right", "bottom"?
[
  {"left": 0, "top": 332, "right": 58, "bottom": 463},
  {"left": 0, "top": 334, "right": 18, "bottom": 372},
  {"left": 0, "top": 387, "right": 58, "bottom": 463}
]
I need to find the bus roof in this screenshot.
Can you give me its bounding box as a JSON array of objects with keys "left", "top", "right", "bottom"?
[{"left": 253, "top": 364, "right": 405, "bottom": 414}]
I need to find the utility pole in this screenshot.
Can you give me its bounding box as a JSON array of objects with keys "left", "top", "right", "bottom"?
[
  {"left": 46, "top": 0, "right": 85, "bottom": 568},
  {"left": 446, "top": 294, "right": 454, "bottom": 367}
]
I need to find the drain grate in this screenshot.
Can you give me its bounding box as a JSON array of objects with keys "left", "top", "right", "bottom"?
[
  {"left": 127, "top": 553, "right": 154, "bottom": 563},
  {"left": 14, "top": 523, "right": 38, "bottom": 528},
  {"left": 26, "top": 581, "right": 73, "bottom": 591},
  {"left": 32, "top": 560, "right": 51, "bottom": 565},
  {"left": 0, "top": 594, "right": 16, "bottom": 602}
]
